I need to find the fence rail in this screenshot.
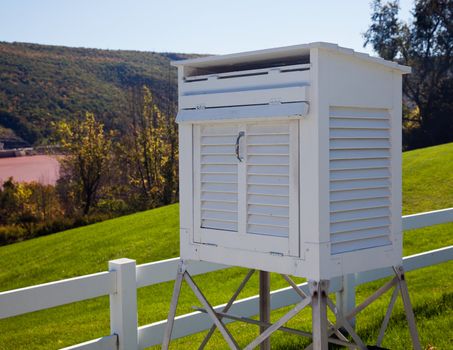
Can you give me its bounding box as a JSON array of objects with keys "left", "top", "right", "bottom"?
[{"left": 0, "top": 208, "right": 452, "bottom": 350}]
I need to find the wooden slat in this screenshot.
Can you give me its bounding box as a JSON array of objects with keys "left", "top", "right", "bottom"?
[
  {"left": 330, "top": 168, "right": 390, "bottom": 181},
  {"left": 248, "top": 204, "right": 289, "bottom": 217},
  {"left": 330, "top": 149, "right": 390, "bottom": 160},
  {"left": 201, "top": 210, "right": 238, "bottom": 222},
  {"left": 330, "top": 118, "right": 390, "bottom": 129},
  {"left": 201, "top": 191, "right": 237, "bottom": 202},
  {"left": 201, "top": 136, "right": 236, "bottom": 145},
  {"left": 329, "top": 107, "right": 389, "bottom": 119},
  {"left": 331, "top": 207, "right": 391, "bottom": 223},
  {"left": 247, "top": 184, "right": 289, "bottom": 196},
  {"left": 201, "top": 182, "right": 237, "bottom": 193},
  {"left": 330, "top": 188, "right": 391, "bottom": 202},
  {"left": 331, "top": 226, "right": 391, "bottom": 243},
  {"left": 330, "top": 178, "right": 390, "bottom": 191},
  {"left": 402, "top": 208, "right": 453, "bottom": 231},
  {"left": 331, "top": 236, "right": 391, "bottom": 254},
  {"left": 330, "top": 128, "right": 390, "bottom": 139},
  {"left": 247, "top": 224, "right": 289, "bottom": 237},
  {"left": 248, "top": 214, "right": 289, "bottom": 227},
  {"left": 202, "top": 219, "right": 237, "bottom": 231},
  {"left": 330, "top": 217, "right": 390, "bottom": 234},
  {"left": 247, "top": 155, "right": 289, "bottom": 166},
  {"left": 330, "top": 138, "right": 391, "bottom": 149},
  {"left": 330, "top": 197, "right": 391, "bottom": 213},
  {"left": 330, "top": 158, "right": 390, "bottom": 170},
  {"left": 0, "top": 271, "right": 116, "bottom": 319}
]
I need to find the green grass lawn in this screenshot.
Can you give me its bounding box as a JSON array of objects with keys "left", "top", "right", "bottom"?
[{"left": 1, "top": 143, "right": 453, "bottom": 349}]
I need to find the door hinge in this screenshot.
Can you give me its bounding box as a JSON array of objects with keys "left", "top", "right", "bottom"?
[
  {"left": 269, "top": 251, "right": 284, "bottom": 257},
  {"left": 269, "top": 98, "right": 282, "bottom": 105}
]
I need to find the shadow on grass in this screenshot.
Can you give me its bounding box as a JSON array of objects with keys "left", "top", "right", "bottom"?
[{"left": 359, "top": 291, "right": 453, "bottom": 342}]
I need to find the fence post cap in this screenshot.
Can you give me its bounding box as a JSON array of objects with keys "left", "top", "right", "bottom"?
[{"left": 109, "top": 258, "right": 136, "bottom": 266}]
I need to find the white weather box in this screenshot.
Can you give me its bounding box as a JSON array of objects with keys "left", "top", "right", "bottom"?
[{"left": 172, "top": 42, "right": 410, "bottom": 280}]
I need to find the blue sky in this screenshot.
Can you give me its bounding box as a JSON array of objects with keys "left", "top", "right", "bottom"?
[{"left": 0, "top": 0, "right": 413, "bottom": 55}]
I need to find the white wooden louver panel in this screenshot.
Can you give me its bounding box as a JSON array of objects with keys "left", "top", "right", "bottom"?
[
  {"left": 246, "top": 123, "right": 291, "bottom": 238},
  {"left": 200, "top": 125, "right": 238, "bottom": 232},
  {"left": 329, "top": 107, "right": 392, "bottom": 254}
]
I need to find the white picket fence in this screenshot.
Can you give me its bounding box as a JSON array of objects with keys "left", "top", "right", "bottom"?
[{"left": 1, "top": 208, "right": 453, "bottom": 350}]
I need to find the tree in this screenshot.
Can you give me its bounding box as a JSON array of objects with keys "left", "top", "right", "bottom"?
[
  {"left": 364, "top": 0, "right": 403, "bottom": 60},
  {"left": 0, "top": 178, "right": 20, "bottom": 225},
  {"left": 55, "top": 112, "right": 113, "bottom": 215},
  {"left": 364, "top": 0, "right": 453, "bottom": 149},
  {"left": 119, "top": 86, "right": 178, "bottom": 209}
]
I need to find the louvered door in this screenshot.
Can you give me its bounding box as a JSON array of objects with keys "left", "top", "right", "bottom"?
[{"left": 193, "top": 120, "right": 299, "bottom": 256}]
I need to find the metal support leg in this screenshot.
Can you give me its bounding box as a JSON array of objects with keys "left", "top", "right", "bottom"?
[
  {"left": 282, "top": 274, "right": 349, "bottom": 346},
  {"left": 394, "top": 266, "right": 422, "bottom": 350},
  {"left": 376, "top": 284, "right": 399, "bottom": 346},
  {"left": 184, "top": 272, "right": 240, "bottom": 350},
  {"left": 309, "top": 280, "right": 329, "bottom": 350},
  {"left": 162, "top": 261, "right": 185, "bottom": 350},
  {"left": 336, "top": 273, "right": 356, "bottom": 328},
  {"left": 199, "top": 269, "right": 255, "bottom": 350},
  {"left": 259, "top": 270, "right": 271, "bottom": 350}
]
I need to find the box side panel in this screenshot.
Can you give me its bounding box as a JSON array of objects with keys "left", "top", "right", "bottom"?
[
  {"left": 316, "top": 49, "right": 402, "bottom": 279},
  {"left": 390, "top": 73, "right": 403, "bottom": 263}
]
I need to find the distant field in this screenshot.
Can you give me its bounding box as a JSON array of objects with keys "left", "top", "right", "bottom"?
[
  {"left": 0, "top": 143, "right": 452, "bottom": 349},
  {"left": 0, "top": 155, "right": 60, "bottom": 185}
]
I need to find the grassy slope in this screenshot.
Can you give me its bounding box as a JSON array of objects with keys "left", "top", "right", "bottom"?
[
  {"left": 402, "top": 142, "right": 453, "bottom": 214},
  {"left": 0, "top": 143, "right": 453, "bottom": 349}
]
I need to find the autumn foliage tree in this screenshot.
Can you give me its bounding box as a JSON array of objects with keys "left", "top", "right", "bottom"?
[
  {"left": 119, "top": 86, "right": 178, "bottom": 209},
  {"left": 55, "top": 112, "right": 113, "bottom": 215}
]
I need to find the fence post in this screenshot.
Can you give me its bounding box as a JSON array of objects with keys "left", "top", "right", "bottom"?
[
  {"left": 336, "top": 273, "right": 356, "bottom": 327},
  {"left": 109, "top": 258, "right": 138, "bottom": 350}
]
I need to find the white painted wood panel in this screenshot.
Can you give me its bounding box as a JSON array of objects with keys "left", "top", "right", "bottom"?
[
  {"left": 176, "top": 102, "right": 308, "bottom": 123},
  {"left": 180, "top": 86, "right": 308, "bottom": 109}
]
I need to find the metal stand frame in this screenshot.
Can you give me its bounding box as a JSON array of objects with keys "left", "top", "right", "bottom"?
[{"left": 162, "top": 262, "right": 421, "bottom": 350}]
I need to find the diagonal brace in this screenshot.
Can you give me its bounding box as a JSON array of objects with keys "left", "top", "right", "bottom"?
[
  {"left": 198, "top": 269, "right": 255, "bottom": 349},
  {"left": 184, "top": 272, "right": 240, "bottom": 350}
]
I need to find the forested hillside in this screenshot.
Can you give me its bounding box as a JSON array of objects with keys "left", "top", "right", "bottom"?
[{"left": 0, "top": 42, "right": 193, "bottom": 147}]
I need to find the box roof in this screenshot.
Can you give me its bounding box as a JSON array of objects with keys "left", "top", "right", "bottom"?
[{"left": 171, "top": 42, "right": 411, "bottom": 74}]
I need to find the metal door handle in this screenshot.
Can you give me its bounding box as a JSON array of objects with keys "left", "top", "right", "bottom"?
[{"left": 235, "top": 131, "right": 245, "bottom": 162}]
